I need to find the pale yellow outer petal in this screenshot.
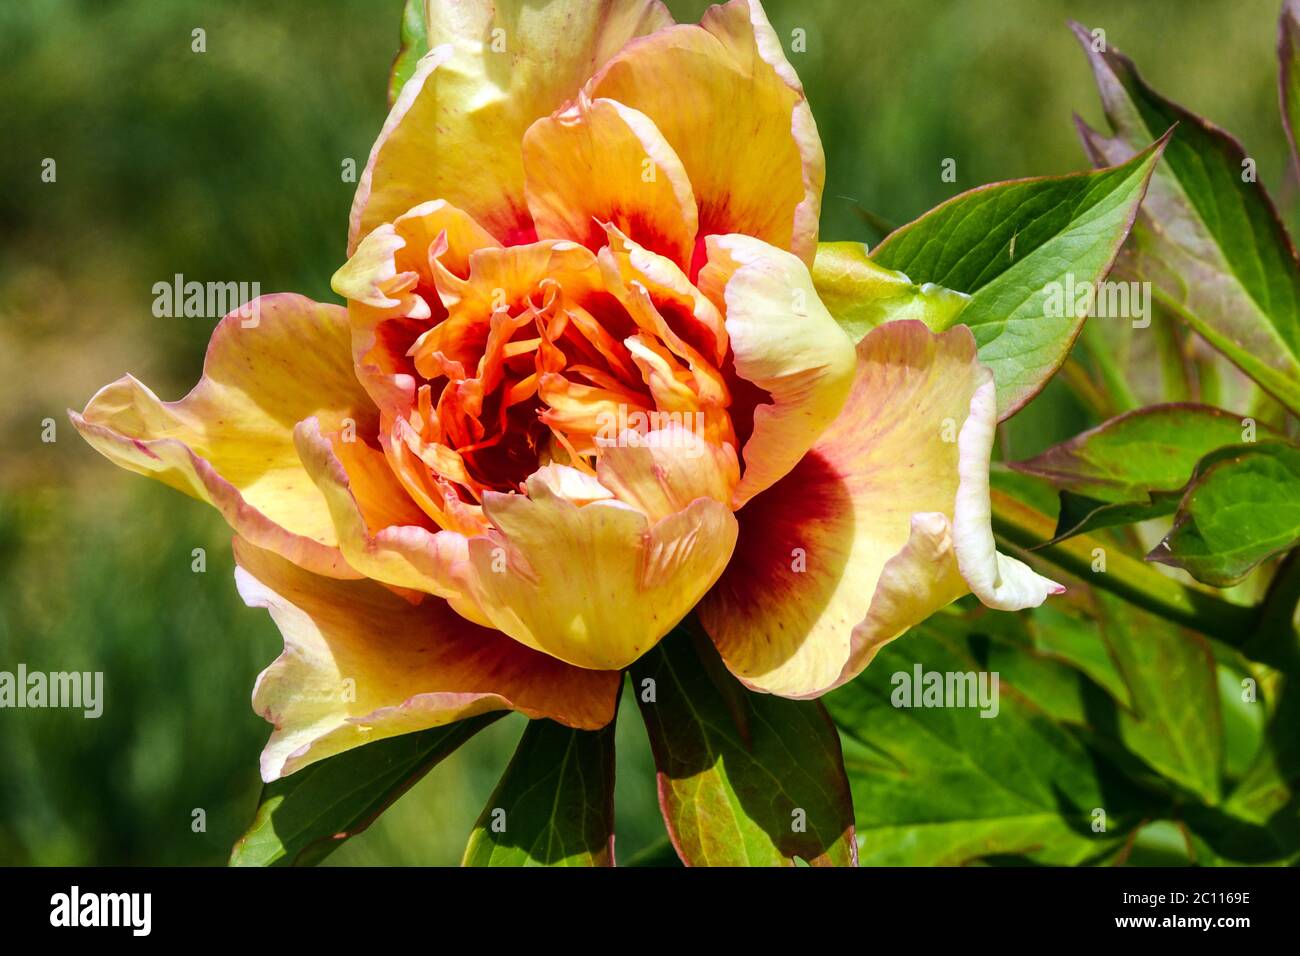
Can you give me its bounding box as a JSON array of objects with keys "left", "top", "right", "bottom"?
[
  {"left": 235, "top": 538, "right": 620, "bottom": 780},
  {"left": 69, "top": 294, "right": 375, "bottom": 578},
  {"left": 696, "top": 320, "right": 1061, "bottom": 698},
  {"left": 698, "top": 234, "right": 856, "bottom": 509},
  {"left": 349, "top": 0, "right": 675, "bottom": 252},
  {"left": 954, "top": 379, "right": 1067, "bottom": 609}
]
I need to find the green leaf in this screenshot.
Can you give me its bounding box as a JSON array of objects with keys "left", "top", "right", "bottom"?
[
  {"left": 462, "top": 716, "right": 616, "bottom": 867},
  {"left": 1188, "top": 670, "right": 1300, "bottom": 864},
  {"left": 1011, "top": 403, "right": 1264, "bottom": 541},
  {"left": 1115, "top": 820, "right": 1198, "bottom": 866},
  {"left": 869, "top": 137, "right": 1166, "bottom": 419},
  {"left": 630, "top": 629, "right": 857, "bottom": 866},
  {"left": 942, "top": 587, "right": 1222, "bottom": 806},
  {"left": 1149, "top": 442, "right": 1300, "bottom": 587},
  {"left": 1072, "top": 21, "right": 1300, "bottom": 417},
  {"left": 1279, "top": 0, "right": 1300, "bottom": 175},
  {"left": 1225, "top": 677, "right": 1300, "bottom": 826},
  {"left": 229, "top": 715, "right": 500, "bottom": 867},
  {"left": 826, "top": 623, "right": 1130, "bottom": 865},
  {"left": 1029, "top": 600, "right": 1133, "bottom": 711},
  {"left": 1093, "top": 593, "right": 1224, "bottom": 804},
  {"left": 811, "top": 241, "right": 969, "bottom": 342},
  {"left": 388, "top": 0, "right": 430, "bottom": 107}
]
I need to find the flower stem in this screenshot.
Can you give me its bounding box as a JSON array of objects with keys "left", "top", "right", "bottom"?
[
  {"left": 1245, "top": 551, "right": 1300, "bottom": 671},
  {"left": 989, "top": 489, "right": 1260, "bottom": 649}
]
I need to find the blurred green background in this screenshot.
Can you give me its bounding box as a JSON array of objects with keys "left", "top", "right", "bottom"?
[{"left": 0, "top": 0, "right": 1289, "bottom": 865}]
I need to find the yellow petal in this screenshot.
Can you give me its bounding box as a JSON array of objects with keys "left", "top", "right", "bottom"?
[
  {"left": 325, "top": 423, "right": 435, "bottom": 534},
  {"left": 587, "top": 0, "right": 823, "bottom": 266},
  {"left": 349, "top": 0, "right": 675, "bottom": 252},
  {"left": 235, "top": 537, "right": 620, "bottom": 780},
  {"left": 412, "top": 239, "right": 601, "bottom": 376},
  {"left": 698, "top": 234, "right": 856, "bottom": 509},
  {"left": 523, "top": 95, "right": 698, "bottom": 270},
  {"left": 465, "top": 468, "right": 737, "bottom": 670},
  {"left": 697, "top": 320, "right": 1059, "bottom": 697},
  {"left": 595, "top": 424, "right": 738, "bottom": 521},
  {"left": 70, "top": 294, "right": 374, "bottom": 578}
]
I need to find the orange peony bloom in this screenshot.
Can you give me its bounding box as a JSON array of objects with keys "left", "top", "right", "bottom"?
[{"left": 72, "top": 0, "right": 1060, "bottom": 782}]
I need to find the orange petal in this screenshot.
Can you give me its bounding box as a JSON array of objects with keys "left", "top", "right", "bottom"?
[
  {"left": 697, "top": 320, "right": 1059, "bottom": 697},
  {"left": 523, "top": 95, "right": 698, "bottom": 269},
  {"left": 465, "top": 468, "right": 737, "bottom": 670},
  {"left": 349, "top": 0, "right": 675, "bottom": 252},
  {"left": 334, "top": 200, "right": 502, "bottom": 419},
  {"left": 234, "top": 537, "right": 620, "bottom": 780},
  {"left": 587, "top": 0, "right": 823, "bottom": 267},
  {"left": 70, "top": 294, "right": 376, "bottom": 578},
  {"left": 698, "top": 234, "right": 856, "bottom": 509},
  {"left": 326, "top": 425, "right": 435, "bottom": 534},
  {"left": 293, "top": 418, "right": 488, "bottom": 626},
  {"left": 411, "top": 239, "right": 601, "bottom": 376}
]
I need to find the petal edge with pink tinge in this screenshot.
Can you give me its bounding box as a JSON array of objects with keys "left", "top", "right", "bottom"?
[
  {"left": 697, "top": 320, "right": 1060, "bottom": 698},
  {"left": 235, "top": 537, "right": 620, "bottom": 781},
  {"left": 69, "top": 294, "right": 375, "bottom": 579}
]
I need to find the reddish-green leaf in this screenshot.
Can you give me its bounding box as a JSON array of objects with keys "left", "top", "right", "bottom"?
[
  {"left": 462, "top": 716, "right": 617, "bottom": 867},
  {"left": 1011, "top": 403, "right": 1267, "bottom": 541},
  {"left": 631, "top": 629, "right": 857, "bottom": 866},
  {"left": 1073, "top": 21, "right": 1300, "bottom": 417},
  {"left": 1280, "top": 0, "right": 1300, "bottom": 175}
]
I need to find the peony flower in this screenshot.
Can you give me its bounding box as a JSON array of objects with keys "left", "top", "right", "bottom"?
[{"left": 72, "top": 0, "right": 1061, "bottom": 782}]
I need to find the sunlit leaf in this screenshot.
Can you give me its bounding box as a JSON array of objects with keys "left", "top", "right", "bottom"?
[
  {"left": 1073, "top": 21, "right": 1300, "bottom": 417},
  {"left": 1028, "top": 600, "right": 1133, "bottom": 711},
  {"left": 1011, "top": 403, "right": 1267, "bottom": 541},
  {"left": 812, "top": 241, "right": 969, "bottom": 342},
  {"left": 826, "top": 623, "right": 1131, "bottom": 865},
  {"left": 630, "top": 629, "right": 857, "bottom": 866},
  {"left": 1092, "top": 593, "right": 1224, "bottom": 804},
  {"left": 869, "top": 138, "right": 1166, "bottom": 418},
  {"left": 230, "top": 715, "right": 500, "bottom": 867}
]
